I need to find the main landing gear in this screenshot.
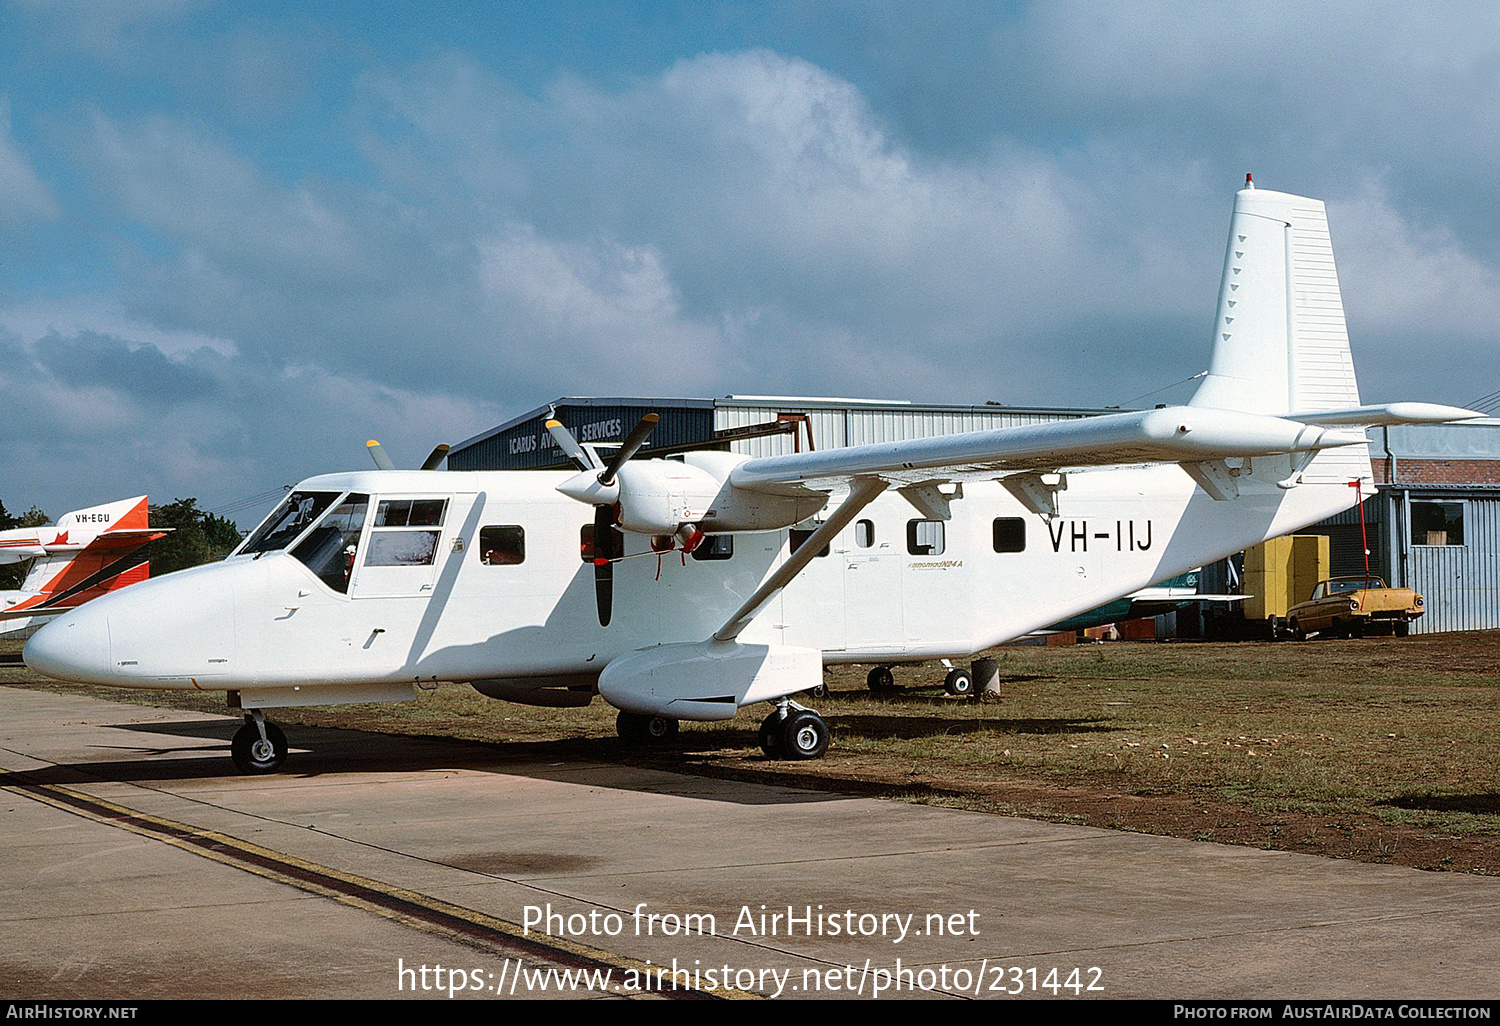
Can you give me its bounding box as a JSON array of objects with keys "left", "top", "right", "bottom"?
[
  {"left": 867, "top": 663, "right": 977, "bottom": 697},
  {"left": 616, "top": 710, "right": 680, "bottom": 744},
  {"left": 231, "top": 710, "right": 288, "bottom": 774},
  {"left": 758, "top": 699, "right": 830, "bottom": 761}
]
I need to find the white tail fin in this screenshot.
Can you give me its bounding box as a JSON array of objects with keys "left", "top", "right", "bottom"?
[{"left": 1190, "top": 181, "right": 1361, "bottom": 415}]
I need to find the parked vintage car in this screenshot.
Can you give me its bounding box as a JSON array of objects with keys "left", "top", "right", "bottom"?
[{"left": 1284, "top": 576, "right": 1424, "bottom": 639}]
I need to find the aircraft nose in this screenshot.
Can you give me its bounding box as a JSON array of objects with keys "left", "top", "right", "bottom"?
[{"left": 24, "top": 607, "right": 113, "bottom": 685}]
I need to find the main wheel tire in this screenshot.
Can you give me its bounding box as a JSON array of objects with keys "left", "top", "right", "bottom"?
[
  {"left": 1394, "top": 620, "right": 1411, "bottom": 637},
  {"left": 758, "top": 712, "right": 784, "bottom": 758},
  {"left": 943, "top": 668, "right": 975, "bottom": 697},
  {"left": 866, "top": 666, "right": 894, "bottom": 691},
  {"left": 231, "top": 721, "right": 288, "bottom": 774},
  {"left": 780, "top": 711, "right": 830, "bottom": 760},
  {"left": 616, "top": 710, "right": 679, "bottom": 744}
]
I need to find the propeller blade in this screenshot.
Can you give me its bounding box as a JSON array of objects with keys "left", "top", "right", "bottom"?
[
  {"left": 366, "top": 440, "right": 396, "bottom": 471},
  {"left": 593, "top": 504, "right": 617, "bottom": 627},
  {"left": 546, "top": 419, "right": 599, "bottom": 472},
  {"left": 419, "top": 444, "right": 450, "bottom": 471},
  {"left": 598, "top": 413, "right": 659, "bottom": 486}
]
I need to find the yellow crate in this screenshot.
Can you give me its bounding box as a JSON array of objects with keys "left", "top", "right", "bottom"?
[
  {"left": 1291, "top": 534, "right": 1329, "bottom": 606},
  {"left": 1244, "top": 535, "right": 1329, "bottom": 619}
]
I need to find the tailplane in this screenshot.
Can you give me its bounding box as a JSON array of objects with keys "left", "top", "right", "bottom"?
[
  {"left": 1, "top": 496, "right": 166, "bottom": 622},
  {"left": 1189, "top": 177, "right": 1360, "bottom": 416}
]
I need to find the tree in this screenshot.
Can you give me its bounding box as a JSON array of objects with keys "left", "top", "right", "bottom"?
[
  {"left": 0, "top": 499, "right": 50, "bottom": 590},
  {"left": 145, "top": 499, "right": 245, "bottom": 576}
]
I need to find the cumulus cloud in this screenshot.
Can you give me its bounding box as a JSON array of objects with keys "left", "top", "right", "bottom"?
[
  {"left": 0, "top": 320, "right": 499, "bottom": 522},
  {"left": 0, "top": 97, "right": 56, "bottom": 226},
  {"left": 82, "top": 113, "right": 365, "bottom": 280},
  {"left": 5, "top": 5, "right": 1499, "bottom": 522},
  {"left": 10, "top": 0, "right": 204, "bottom": 59},
  {"left": 360, "top": 49, "right": 1174, "bottom": 404},
  {"left": 476, "top": 226, "right": 726, "bottom": 391}
]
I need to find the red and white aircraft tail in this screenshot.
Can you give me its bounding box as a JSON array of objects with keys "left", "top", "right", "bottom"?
[{"left": 0, "top": 496, "right": 167, "bottom": 634}]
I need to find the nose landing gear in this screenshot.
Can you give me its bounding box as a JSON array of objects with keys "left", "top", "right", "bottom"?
[{"left": 231, "top": 711, "right": 288, "bottom": 774}]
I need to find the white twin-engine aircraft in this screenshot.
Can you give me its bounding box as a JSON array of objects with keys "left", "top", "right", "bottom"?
[{"left": 23, "top": 182, "right": 1479, "bottom": 773}]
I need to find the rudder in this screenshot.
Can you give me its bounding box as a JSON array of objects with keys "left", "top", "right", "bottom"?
[{"left": 1190, "top": 180, "right": 1361, "bottom": 415}]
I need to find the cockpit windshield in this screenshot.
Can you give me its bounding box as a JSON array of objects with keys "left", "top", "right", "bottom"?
[
  {"left": 237, "top": 491, "right": 341, "bottom": 556},
  {"left": 291, "top": 493, "right": 369, "bottom": 593}
]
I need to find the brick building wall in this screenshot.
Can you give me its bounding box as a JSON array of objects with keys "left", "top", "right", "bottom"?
[{"left": 1380, "top": 458, "right": 1500, "bottom": 486}]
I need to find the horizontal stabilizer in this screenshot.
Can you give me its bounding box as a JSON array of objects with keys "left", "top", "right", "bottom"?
[
  {"left": 73, "top": 529, "right": 169, "bottom": 551},
  {"left": 1284, "top": 403, "right": 1484, "bottom": 427}
]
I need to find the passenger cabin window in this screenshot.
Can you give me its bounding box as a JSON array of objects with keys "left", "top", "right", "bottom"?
[
  {"left": 692, "top": 535, "right": 734, "bottom": 561},
  {"left": 239, "top": 491, "right": 340, "bottom": 555},
  {"left": 1411, "top": 501, "right": 1464, "bottom": 546},
  {"left": 993, "top": 517, "right": 1026, "bottom": 553},
  {"left": 290, "top": 493, "right": 369, "bottom": 593},
  {"left": 789, "top": 528, "right": 829, "bottom": 558},
  {"left": 366, "top": 498, "right": 448, "bottom": 567},
  {"left": 907, "top": 520, "right": 945, "bottom": 556},
  {"left": 479, "top": 526, "right": 525, "bottom": 565},
  {"left": 854, "top": 519, "right": 875, "bottom": 548}
]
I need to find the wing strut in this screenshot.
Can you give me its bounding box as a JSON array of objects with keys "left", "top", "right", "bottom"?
[{"left": 713, "top": 477, "right": 888, "bottom": 643}]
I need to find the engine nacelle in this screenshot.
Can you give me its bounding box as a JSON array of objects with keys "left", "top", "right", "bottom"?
[{"left": 613, "top": 451, "right": 824, "bottom": 535}]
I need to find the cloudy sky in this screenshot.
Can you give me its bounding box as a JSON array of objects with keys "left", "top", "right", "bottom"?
[{"left": 1, "top": 1, "right": 1497, "bottom": 524}]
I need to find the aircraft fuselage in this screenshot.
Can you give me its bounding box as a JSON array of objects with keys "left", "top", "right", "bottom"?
[{"left": 24, "top": 449, "right": 1366, "bottom": 710}]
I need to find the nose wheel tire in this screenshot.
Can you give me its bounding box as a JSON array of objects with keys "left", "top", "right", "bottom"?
[
  {"left": 231, "top": 721, "right": 288, "bottom": 774},
  {"left": 616, "top": 710, "right": 679, "bottom": 744},
  {"left": 866, "top": 666, "right": 895, "bottom": 691}
]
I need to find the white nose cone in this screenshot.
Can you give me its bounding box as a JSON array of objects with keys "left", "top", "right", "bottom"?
[{"left": 24, "top": 605, "right": 113, "bottom": 685}]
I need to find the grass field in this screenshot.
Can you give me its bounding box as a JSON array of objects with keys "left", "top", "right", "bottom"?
[{"left": 5, "top": 630, "right": 1498, "bottom": 873}]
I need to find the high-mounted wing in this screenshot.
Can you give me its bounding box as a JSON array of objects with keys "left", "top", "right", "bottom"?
[{"left": 727, "top": 403, "right": 1477, "bottom": 498}]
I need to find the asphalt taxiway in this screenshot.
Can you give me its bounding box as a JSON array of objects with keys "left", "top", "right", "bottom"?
[{"left": 3, "top": 684, "right": 1499, "bottom": 1001}]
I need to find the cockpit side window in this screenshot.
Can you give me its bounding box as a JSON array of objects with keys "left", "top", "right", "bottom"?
[
  {"left": 291, "top": 494, "right": 370, "bottom": 593},
  {"left": 238, "top": 491, "right": 341, "bottom": 556}
]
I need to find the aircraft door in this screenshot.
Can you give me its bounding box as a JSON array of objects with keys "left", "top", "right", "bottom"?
[
  {"left": 843, "top": 516, "right": 904, "bottom": 653},
  {"left": 350, "top": 497, "right": 451, "bottom": 599}
]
